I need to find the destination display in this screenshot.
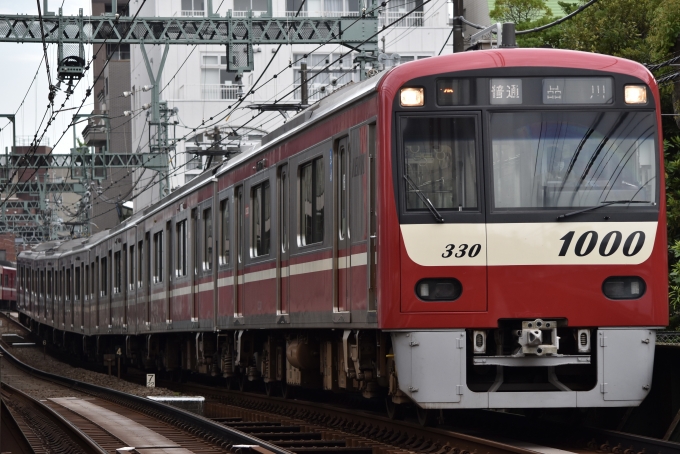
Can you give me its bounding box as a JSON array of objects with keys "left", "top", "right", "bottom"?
[
  {"left": 542, "top": 77, "right": 613, "bottom": 104},
  {"left": 490, "top": 78, "right": 522, "bottom": 105},
  {"left": 436, "top": 79, "right": 474, "bottom": 106}
]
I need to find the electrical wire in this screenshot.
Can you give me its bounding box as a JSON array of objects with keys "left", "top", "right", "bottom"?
[{"left": 516, "top": 0, "right": 599, "bottom": 35}]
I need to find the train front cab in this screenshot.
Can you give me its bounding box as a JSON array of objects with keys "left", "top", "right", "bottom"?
[{"left": 379, "top": 50, "right": 668, "bottom": 409}]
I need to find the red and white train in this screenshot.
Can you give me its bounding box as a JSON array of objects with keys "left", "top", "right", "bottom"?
[{"left": 17, "top": 48, "right": 667, "bottom": 419}]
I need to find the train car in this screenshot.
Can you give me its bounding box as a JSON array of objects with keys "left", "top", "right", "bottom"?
[
  {"left": 17, "top": 47, "right": 667, "bottom": 421},
  {"left": 0, "top": 263, "right": 16, "bottom": 310}
]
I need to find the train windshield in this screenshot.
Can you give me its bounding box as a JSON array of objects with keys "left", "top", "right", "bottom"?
[
  {"left": 402, "top": 116, "right": 478, "bottom": 211},
  {"left": 491, "top": 111, "right": 657, "bottom": 209}
]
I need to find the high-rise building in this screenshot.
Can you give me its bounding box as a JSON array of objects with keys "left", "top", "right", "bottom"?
[
  {"left": 83, "top": 0, "right": 135, "bottom": 232},
  {"left": 129, "top": 0, "right": 491, "bottom": 210}
]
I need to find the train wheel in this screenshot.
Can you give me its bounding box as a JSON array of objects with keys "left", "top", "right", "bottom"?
[
  {"left": 385, "top": 398, "right": 404, "bottom": 420},
  {"left": 416, "top": 407, "right": 436, "bottom": 427}
]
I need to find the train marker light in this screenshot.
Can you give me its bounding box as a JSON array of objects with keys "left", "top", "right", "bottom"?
[
  {"left": 400, "top": 88, "right": 424, "bottom": 106},
  {"left": 473, "top": 330, "right": 487, "bottom": 354},
  {"left": 602, "top": 276, "right": 646, "bottom": 299},
  {"left": 625, "top": 85, "right": 647, "bottom": 104}
]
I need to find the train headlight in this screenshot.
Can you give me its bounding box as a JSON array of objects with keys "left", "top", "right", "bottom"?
[
  {"left": 415, "top": 278, "right": 462, "bottom": 301},
  {"left": 400, "top": 88, "right": 424, "bottom": 107},
  {"left": 625, "top": 85, "right": 647, "bottom": 104},
  {"left": 602, "top": 276, "right": 646, "bottom": 300}
]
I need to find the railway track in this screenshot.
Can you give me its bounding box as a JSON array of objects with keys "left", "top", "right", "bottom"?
[
  {"left": 4, "top": 311, "right": 680, "bottom": 454},
  {"left": 0, "top": 342, "right": 292, "bottom": 454}
]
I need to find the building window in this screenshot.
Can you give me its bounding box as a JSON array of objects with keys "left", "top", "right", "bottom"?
[
  {"left": 153, "top": 232, "right": 163, "bottom": 283},
  {"left": 234, "top": 0, "right": 267, "bottom": 15},
  {"left": 201, "top": 55, "right": 240, "bottom": 100},
  {"left": 220, "top": 200, "right": 230, "bottom": 266},
  {"left": 204, "top": 208, "right": 213, "bottom": 270},
  {"left": 186, "top": 154, "right": 202, "bottom": 171},
  {"left": 300, "top": 157, "right": 325, "bottom": 245},
  {"left": 286, "top": 0, "right": 359, "bottom": 16},
  {"left": 181, "top": 0, "right": 205, "bottom": 16},
  {"left": 252, "top": 182, "right": 271, "bottom": 257},
  {"left": 106, "top": 43, "right": 130, "bottom": 60},
  {"left": 114, "top": 251, "right": 122, "bottom": 293},
  {"left": 100, "top": 258, "right": 108, "bottom": 297},
  {"left": 293, "top": 53, "right": 357, "bottom": 101},
  {"left": 379, "top": 0, "right": 424, "bottom": 27},
  {"left": 177, "top": 220, "right": 187, "bottom": 276}
]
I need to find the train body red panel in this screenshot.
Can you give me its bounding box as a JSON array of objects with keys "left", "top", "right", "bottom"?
[{"left": 17, "top": 48, "right": 667, "bottom": 411}]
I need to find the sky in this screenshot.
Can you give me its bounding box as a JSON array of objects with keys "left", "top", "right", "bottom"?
[{"left": 0, "top": 1, "right": 94, "bottom": 156}]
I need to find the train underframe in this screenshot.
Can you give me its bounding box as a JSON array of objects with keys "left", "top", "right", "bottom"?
[{"left": 19, "top": 313, "right": 657, "bottom": 414}]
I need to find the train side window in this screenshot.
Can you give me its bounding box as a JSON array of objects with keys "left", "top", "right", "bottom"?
[
  {"left": 129, "top": 245, "right": 135, "bottom": 290},
  {"left": 137, "top": 240, "right": 143, "bottom": 288},
  {"left": 84, "top": 266, "right": 88, "bottom": 299},
  {"left": 100, "top": 257, "right": 108, "bottom": 297},
  {"left": 204, "top": 208, "right": 213, "bottom": 270},
  {"left": 90, "top": 262, "right": 95, "bottom": 298},
  {"left": 75, "top": 266, "right": 81, "bottom": 301},
  {"left": 281, "top": 168, "right": 289, "bottom": 252},
  {"left": 176, "top": 220, "right": 187, "bottom": 276},
  {"left": 6, "top": 273, "right": 9, "bottom": 288},
  {"left": 153, "top": 231, "right": 163, "bottom": 283},
  {"left": 114, "top": 251, "right": 122, "bottom": 293},
  {"left": 192, "top": 209, "right": 199, "bottom": 273},
  {"left": 66, "top": 268, "right": 71, "bottom": 301},
  {"left": 48, "top": 270, "right": 52, "bottom": 298},
  {"left": 300, "top": 157, "right": 325, "bottom": 246},
  {"left": 339, "top": 144, "right": 348, "bottom": 239},
  {"left": 237, "top": 190, "right": 244, "bottom": 263},
  {"left": 220, "top": 200, "right": 230, "bottom": 266},
  {"left": 40, "top": 270, "right": 45, "bottom": 297},
  {"left": 252, "top": 181, "right": 271, "bottom": 257}
]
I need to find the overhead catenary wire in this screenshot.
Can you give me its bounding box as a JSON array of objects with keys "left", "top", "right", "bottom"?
[{"left": 0, "top": 0, "right": 148, "bottom": 213}]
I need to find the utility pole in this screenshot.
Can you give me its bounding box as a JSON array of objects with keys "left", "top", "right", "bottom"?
[{"left": 453, "top": 0, "right": 464, "bottom": 53}]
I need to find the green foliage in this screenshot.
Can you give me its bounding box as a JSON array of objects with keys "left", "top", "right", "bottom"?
[
  {"left": 666, "top": 137, "right": 680, "bottom": 317},
  {"left": 490, "top": 0, "right": 553, "bottom": 25}
]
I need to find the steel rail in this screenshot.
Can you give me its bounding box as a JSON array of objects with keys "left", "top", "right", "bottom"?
[
  {"left": 1, "top": 381, "right": 108, "bottom": 453},
  {"left": 0, "top": 343, "right": 293, "bottom": 454}
]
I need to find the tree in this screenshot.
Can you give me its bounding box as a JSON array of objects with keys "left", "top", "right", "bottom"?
[{"left": 490, "top": 0, "right": 552, "bottom": 25}]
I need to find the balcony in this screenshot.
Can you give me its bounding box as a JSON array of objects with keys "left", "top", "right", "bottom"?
[
  {"left": 181, "top": 10, "right": 204, "bottom": 16},
  {"left": 82, "top": 116, "right": 107, "bottom": 147},
  {"left": 379, "top": 11, "right": 424, "bottom": 27},
  {"left": 233, "top": 10, "right": 268, "bottom": 17},
  {"left": 285, "top": 10, "right": 360, "bottom": 17}
]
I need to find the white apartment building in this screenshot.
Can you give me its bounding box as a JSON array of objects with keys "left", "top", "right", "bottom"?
[{"left": 129, "top": 0, "right": 491, "bottom": 210}]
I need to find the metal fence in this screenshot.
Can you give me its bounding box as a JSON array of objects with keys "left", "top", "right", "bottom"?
[{"left": 656, "top": 331, "right": 680, "bottom": 346}]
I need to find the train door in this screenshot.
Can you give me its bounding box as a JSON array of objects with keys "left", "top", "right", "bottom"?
[
  {"left": 234, "top": 187, "right": 245, "bottom": 318},
  {"left": 367, "top": 124, "right": 377, "bottom": 312},
  {"left": 336, "top": 137, "right": 351, "bottom": 314},
  {"left": 277, "top": 166, "right": 289, "bottom": 316}
]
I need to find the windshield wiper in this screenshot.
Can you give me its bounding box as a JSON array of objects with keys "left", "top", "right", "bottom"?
[
  {"left": 403, "top": 174, "right": 445, "bottom": 223},
  {"left": 556, "top": 200, "right": 652, "bottom": 221}
]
